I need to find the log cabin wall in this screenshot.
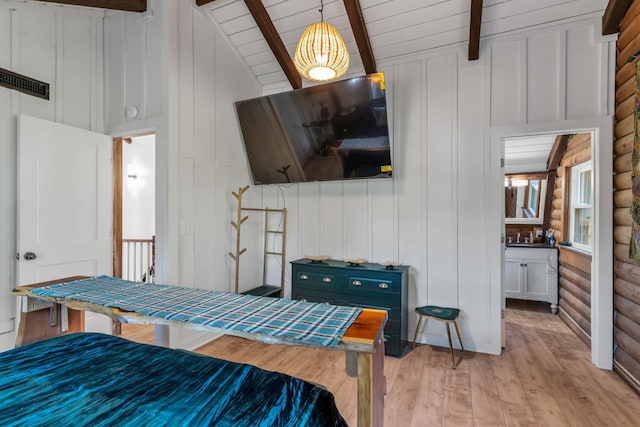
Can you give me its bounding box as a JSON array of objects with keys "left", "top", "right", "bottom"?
[
  {"left": 558, "top": 246, "right": 592, "bottom": 346},
  {"left": 550, "top": 133, "right": 592, "bottom": 346},
  {"left": 613, "top": 0, "right": 640, "bottom": 392}
]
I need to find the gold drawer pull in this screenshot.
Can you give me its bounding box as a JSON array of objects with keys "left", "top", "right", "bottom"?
[
  {"left": 352, "top": 280, "right": 362, "bottom": 286},
  {"left": 300, "top": 274, "right": 308, "bottom": 280},
  {"left": 322, "top": 277, "right": 332, "bottom": 283},
  {"left": 378, "top": 283, "right": 389, "bottom": 289}
]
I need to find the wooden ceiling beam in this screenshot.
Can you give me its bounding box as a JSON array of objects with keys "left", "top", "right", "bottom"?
[
  {"left": 547, "top": 134, "right": 571, "bottom": 172},
  {"left": 198, "top": 1, "right": 378, "bottom": 86},
  {"left": 243, "top": 0, "right": 301, "bottom": 89},
  {"left": 602, "top": 0, "right": 633, "bottom": 35},
  {"left": 39, "top": 0, "right": 146, "bottom": 12},
  {"left": 468, "top": 0, "right": 483, "bottom": 60},
  {"left": 343, "top": 0, "right": 376, "bottom": 75}
]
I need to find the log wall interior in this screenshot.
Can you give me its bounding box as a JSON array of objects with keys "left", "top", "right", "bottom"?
[
  {"left": 550, "top": 165, "right": 565, "bottom": 241},
  {"left": 614, "top": 0, "right": 640, "bottom": 392},
  {"left": 558, "top": 246, "right": 592, "bottom": 346},
  {"left": 550, "top": 132, "right": 592, "bottom": 346}
]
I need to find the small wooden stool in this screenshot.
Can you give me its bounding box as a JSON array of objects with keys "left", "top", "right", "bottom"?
[{"left": 411, "top": 305, "right": 463, "bottom": 368}]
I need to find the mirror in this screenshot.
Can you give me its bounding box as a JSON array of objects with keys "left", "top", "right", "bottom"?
[{"left": 505, "top": 173, "right": 547, "bottom": 224}]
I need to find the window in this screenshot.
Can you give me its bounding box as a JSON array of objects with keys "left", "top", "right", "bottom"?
[
  {"left": 569, "top": 161, "right": 592, "bottom": 251},
  {"left": 525, "top": 179, "right": 540, "bottom": 218}
]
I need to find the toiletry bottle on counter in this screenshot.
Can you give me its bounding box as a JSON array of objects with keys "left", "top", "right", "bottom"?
[{"left": 548, "top": 229, "right": 555, "bottom": 246}]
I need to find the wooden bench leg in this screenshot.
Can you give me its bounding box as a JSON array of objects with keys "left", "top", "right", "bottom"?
[{"left": 356, "top": 326, "right": 385, "bottom": 427}]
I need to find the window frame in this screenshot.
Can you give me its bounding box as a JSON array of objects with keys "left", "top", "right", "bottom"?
[
  {"left": 524, "top": 179, "right": 540, "bottom": 218},
  {"left": 568, "top": 160, "right": 593, "bottom": 253}
]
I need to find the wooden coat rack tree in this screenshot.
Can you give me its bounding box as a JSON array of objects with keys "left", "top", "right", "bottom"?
[{"left": 229, "top": 186, "right": 287, "bottom": 297}]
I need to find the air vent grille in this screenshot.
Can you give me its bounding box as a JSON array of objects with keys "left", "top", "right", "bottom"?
[{"left": 0, "top": 67, "right": 49, "bottom": 100}]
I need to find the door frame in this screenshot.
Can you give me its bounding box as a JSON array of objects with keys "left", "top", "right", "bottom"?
[
  {"left": 113, "top": 137, "right": 123, "bottom": 278},
  {"left": 112, "top": 133, "right": 156, "bottom": 279},
  {"left": 490, "top": 115, "right": 614, "bottom": 369}
]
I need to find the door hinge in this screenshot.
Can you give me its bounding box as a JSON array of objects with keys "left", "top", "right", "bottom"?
[{"left": 501, "top": 158, "right": 505, "bottom": 168}]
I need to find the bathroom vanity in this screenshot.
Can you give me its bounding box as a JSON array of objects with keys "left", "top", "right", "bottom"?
[{"left": 504, "top": 244, "right": 558, "bottom": 313}]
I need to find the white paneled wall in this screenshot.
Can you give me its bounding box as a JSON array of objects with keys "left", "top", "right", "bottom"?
[
  {"left": 426, "top": 54, "right": 459, "bottom": 306},
  {"left": 191, "top": 5, "right": 613, "bottom": 353},
  {"left": 239, "top": 16, "right": 613, "bottom": 354},
  {"left": 0, "top": 0, "right": 606, "bottom": 354},
  {"left": 489, "top": 18, "right": 612, "bottom": 126},
  {"left": 105, "top": 10, "right": 164, "bottom": 128},
  {"left": 105, "top": 1, "right": 261, "bottom": 349},
  {"left": 0, "top": 1, "right": 104, "bottom": 351}
]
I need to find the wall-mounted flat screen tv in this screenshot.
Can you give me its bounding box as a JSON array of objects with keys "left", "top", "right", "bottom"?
[{"left": 235, "top": 73, "right": 392, "bottom": 185}]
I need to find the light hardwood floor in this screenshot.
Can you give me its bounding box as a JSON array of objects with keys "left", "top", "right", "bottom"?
[{"left": 121, "top": 302, "right": 640, "bottom": 426}]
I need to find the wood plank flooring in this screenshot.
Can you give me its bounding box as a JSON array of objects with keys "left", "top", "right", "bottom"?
[{"left": 121, "top": 301, "right": 640, "bottom": 426}]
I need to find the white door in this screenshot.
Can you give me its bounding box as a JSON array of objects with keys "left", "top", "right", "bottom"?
[{"left": 17, "top": 114, "right": 113, "bottom": 333}]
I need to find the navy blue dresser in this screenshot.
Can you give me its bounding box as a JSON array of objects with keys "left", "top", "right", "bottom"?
[{"left": 290, "top": 258, "right": 408, "bottom": 357}]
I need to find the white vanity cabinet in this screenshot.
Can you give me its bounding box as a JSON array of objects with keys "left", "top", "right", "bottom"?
[{"left": 505, "top": 246, "right": 558, "bottom": 313}]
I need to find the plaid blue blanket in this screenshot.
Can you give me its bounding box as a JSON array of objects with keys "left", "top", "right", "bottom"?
[{"left": 30, "top": 276, "right": 362, "bottom": 348}]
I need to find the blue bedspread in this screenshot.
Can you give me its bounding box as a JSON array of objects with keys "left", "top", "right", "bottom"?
[{"left": 0, "top": 333, "right": 347, "bottom": 427}]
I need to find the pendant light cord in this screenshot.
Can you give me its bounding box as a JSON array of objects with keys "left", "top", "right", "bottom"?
[{"left": 319, "top": 0, "right": 324, "bottom": 23}]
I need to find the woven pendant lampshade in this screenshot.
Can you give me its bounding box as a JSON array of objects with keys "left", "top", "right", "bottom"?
[{"left": 294, "top": 20, "right": 349, "bottom": 82}]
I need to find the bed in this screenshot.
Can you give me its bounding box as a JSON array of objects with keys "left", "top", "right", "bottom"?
[
  {"left": 0, "top": 332, "right": 347, "bottom": 426},
  {"left": 12, "top": 276, "right": 387, "bottom": 427}
]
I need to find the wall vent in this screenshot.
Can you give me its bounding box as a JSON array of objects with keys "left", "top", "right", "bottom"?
[{"left": 0, "top": 67, "right": 49, "bottom": 100}]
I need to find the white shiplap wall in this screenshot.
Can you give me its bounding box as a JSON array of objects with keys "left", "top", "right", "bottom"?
[
  {"left": 237, "top": 16, "right": 614, "bottom": 354},
  {"left": 0, "top": 1, "right": 613, "bottom": 355},
  {"left": 102, "top": 0, "right": 614, "bottom": 353},
  {"left": 0, "top": 1, "right": 104, "bottom": 351}
]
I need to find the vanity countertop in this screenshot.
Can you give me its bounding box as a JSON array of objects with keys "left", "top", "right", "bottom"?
[{"left": 506, "top": 243, "right": 556, "bottom": 249}]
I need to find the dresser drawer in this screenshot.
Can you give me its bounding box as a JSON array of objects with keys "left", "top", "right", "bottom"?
[
  {"left": 293, "top": 269, "right": 342, "bottom": 292},
  {"left": 343, "top": 274, "right": 400, "bottom": 297},
  {"left": 339, "top": 298, "right": 401, "bottom": 323},
  {"left": 292, "top": 288, "right": 339, "bottom": 305}
]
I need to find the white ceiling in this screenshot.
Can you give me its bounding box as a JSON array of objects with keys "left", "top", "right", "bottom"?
[
  {"left": 202, "top": 0, "right": 608, "bottom": 89},
  {"left": 504, "top": 135, "right": 557, "bottom": 174}
]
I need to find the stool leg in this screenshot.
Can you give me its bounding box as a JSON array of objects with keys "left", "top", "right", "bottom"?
[
  {"left": 412, "top": 316, "right": 424, "bottom": 348},
  {"left": 454, "top": 320, "right": 464, "bottom": 351},
  {"left": 445, "top": 322, "right": 456, "bottom": 369}
]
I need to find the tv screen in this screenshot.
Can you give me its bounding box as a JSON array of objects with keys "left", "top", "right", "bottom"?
[{"left": 235, "top": 73, "right": 392, "bottom": 185}]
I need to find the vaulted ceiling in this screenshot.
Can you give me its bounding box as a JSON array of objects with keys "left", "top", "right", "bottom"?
[
  {"left": 198, "top": 0, "right": 485, "bottom": 89},
  {"left": 39, "top": 0, "right": 621, "bottom": 90}
]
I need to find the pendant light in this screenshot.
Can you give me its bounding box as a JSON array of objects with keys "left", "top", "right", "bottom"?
[{"left": 294, "top": 0, "right": 350, "bottom": 82}]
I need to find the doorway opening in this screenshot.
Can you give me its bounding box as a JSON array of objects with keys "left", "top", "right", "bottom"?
[
  {"left": 113, "top": 134, "right": 156, "bottom": 283},
  {"left": 494, "top": 117, "right": 613, "bottom": 369}
]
